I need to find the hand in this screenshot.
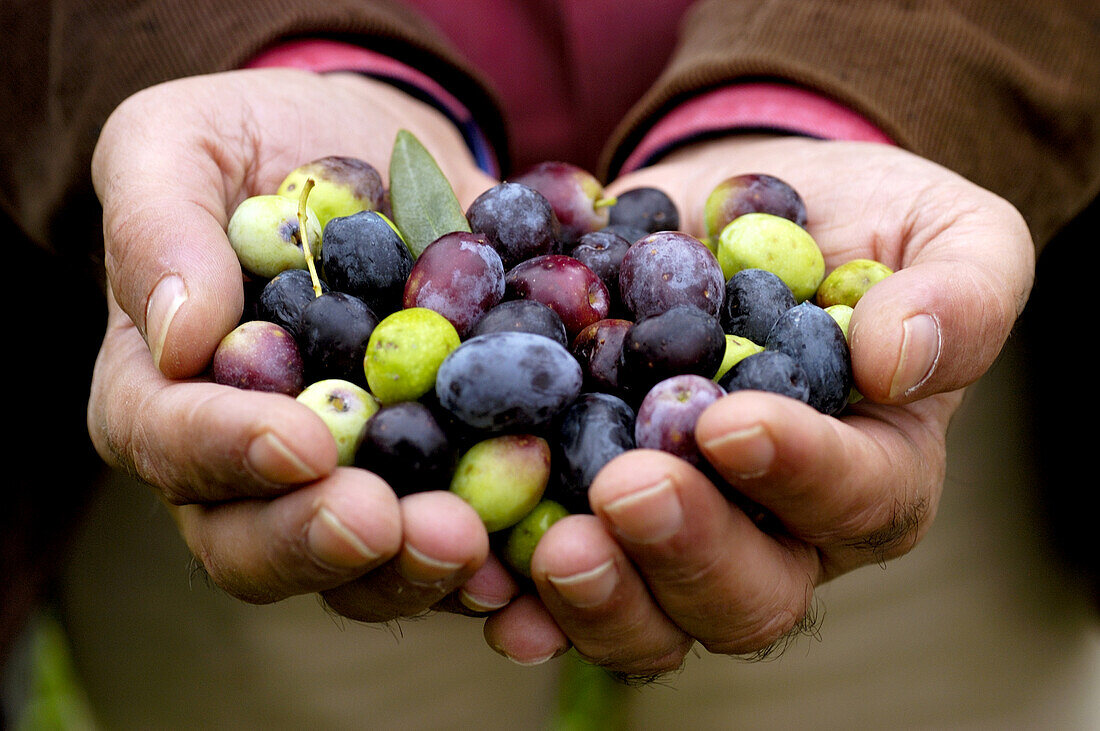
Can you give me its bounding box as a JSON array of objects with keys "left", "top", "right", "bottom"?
[
  {"left": 86, "top": 68, "right": 511, "bottom": 621},
  {"left": 483, "top": 135, "right": 1035, "bottom": 674}
]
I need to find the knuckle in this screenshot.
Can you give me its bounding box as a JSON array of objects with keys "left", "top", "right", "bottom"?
[
  {"left": 86, "top": 397, "right": 123, "bottom": 471},
  {"left": 264, "top": 512, "right": 350, "bottom": 591},
  {"left": 841, "top": 493, "right": 931, "bottom": 564},
  {"left": 702, "top": 595, "right": 820, "bottom": 659},
  {"left": 582, "top": 637, "right": 694, "bottom": 683},
  {"left": 127, "top": 406, "right": 190, "bottom": 502},
  {"left": 86, "top": 341, "right": 141, "bottom": 475},
  {"left": 184, "top": 532, "right": 244, "bottom": 602},
  {"left": 104, "top": 202, "right": 163, "bottom": 274},
  {"left": 692, "top": 568, "right": 819, "bottom": 658},
  {"left": 193, "top": 533, "right": 283, "bottom": 606},
  {"left": 319, "top": 565, "right": 422, "bottom": 624}
]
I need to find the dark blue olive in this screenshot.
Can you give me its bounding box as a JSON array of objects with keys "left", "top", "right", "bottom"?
[
  {"left": 608, "top": 186, "right": 680, "bottom": 234},
  {"left": 569, "top": 230, "right": 632, "bottom": 316},
  {"left": 600, "top": 223, "right": 649, "bottom": 246},
  {"left": 466, "top": 182, "right": 561, "bottom": 269},
  {"left": 354, "top": 401, "right": 454, "bottom": 496},
  {"left": 721, "top": 268, "right": 796, "bottom": 344},
  {"left": 467, "top": 299, "right": 569, "bottom": 348},
  {"left": 764, "top": 301, "right": 853, "bottom": 415},
  {"left": 321, "top": 210, "right": 413, "bottom": 317},
  {"left": 435, "top": 331, "right": 583, "bottom": 432},
  {"left": 619, "top": 304, "right": 726, "bottom": 398},
  {"left": 297, "top": 291, "right": 378, "bottom": 387},
  {"left": 548, "top": 392, "right": 636, "bottom": 514},
  {"left": 257, "top": 268, "right": 329, "bottom": 338},
  {"left": 718, "top": 349, "right": 812, "bottom": 404}
]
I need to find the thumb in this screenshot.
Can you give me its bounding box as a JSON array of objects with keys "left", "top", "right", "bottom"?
[
  {"left": 104, "top": 196, "right": 245, "bottom": 379},
  {"left": 93, "top": 87, "right": 247, "bottom": 379},
  {"left": 849, "top": 196, "right": 1034, "bottom": 403}
]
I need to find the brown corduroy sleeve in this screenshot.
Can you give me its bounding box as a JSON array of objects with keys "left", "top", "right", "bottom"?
[
  {"left": 0, "top": 0, "right": 507, "bottom": 262},
  {"left": 600, "top": 0, "right": 1100, "bottom": 250}
]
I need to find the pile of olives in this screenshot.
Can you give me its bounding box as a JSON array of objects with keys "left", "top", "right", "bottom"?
[{"left": 214, "top": 131, "right": 892, "bottom": 577}]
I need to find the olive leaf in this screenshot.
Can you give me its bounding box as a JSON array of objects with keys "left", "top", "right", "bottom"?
[{"left": 388, "top": 129, "right": 470, "bottom": 257}]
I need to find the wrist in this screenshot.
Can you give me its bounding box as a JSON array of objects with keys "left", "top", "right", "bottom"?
[
  {"left": 245, "top": 39, "right": 499, "bottom": 177},
  {"left": 617, "top": 82, "right": 894, "bottom": 177}
]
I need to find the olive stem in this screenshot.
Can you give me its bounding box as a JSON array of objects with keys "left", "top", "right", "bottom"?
[
  {"left": 296, "top": 177, "right": 323, "bottom": 297},
  {"left": 548, "top": 651, "right": 630, "bottom": 730}
]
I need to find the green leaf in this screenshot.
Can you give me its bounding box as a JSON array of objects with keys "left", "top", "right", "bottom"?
[{"left": 388, "top": 129, "right": 470, "bottom": 257}]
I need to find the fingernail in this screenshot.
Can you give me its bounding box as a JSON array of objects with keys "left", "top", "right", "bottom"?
[
  {"left": 509, "top": 649, "right": 569, "bottom": 666},
  {"left": 890, "top": 313, "right": 941, "bottom": 399},
  {"left": 145, "top": 273, "right": 187, "bottom": 371},
  {"left": 601, "top": 479, "right": 683, "bottom": 544},
  {"left": 493, "top": 645, "right": 569, "bottom": 667},
  {"left": 459, "top": 589, "right": 509, "bottom": 614},
  {"left": 546, "top": 559, "right": 618, "bottom": 608},
  {"left": 246, "top": 431, "right": 321, "bottom": 483},
  {"left": 401, "top": 544, "right": 464, "bottom": 588},
  {"left": 308, "top": 506, "right": 379, "bottom": 568},
  {"left": 701, "top": 424, "right": 774, "bottom": 479}
]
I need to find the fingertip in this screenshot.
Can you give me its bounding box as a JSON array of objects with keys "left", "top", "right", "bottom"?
[
  {"left": 529, "top": 514, "right": 612, "bottom": 582},
  {"left": 102, "top": 168, "right": 246, "bottom": 379},
  {"left": 399, "top": 491, "right": 491, "bottom": 584},
  {"left": 244, "top": 412, "right": 337, "bottom": 487},
  {"left": 586, "top": 449, "right": 704, "bottom": 527},
  {"left": 695, "top": 390, "right": 842, "bottom": 491},
  {"left": 847, "top": 260, "right": 1020, "bottom": 404},
  {"left": 847, "top": 267, "right": 941, "bottom": 403},
  {"left": 317, "top": 490, "right": 491, "bottom": 623},
  {"left": 458, "top": 553, "right": 521, "bottom": 614},
  {"left": 148, "top": 239, "right": 245, "bottom": 379},
  {"left": 483, "top": 594, "right": 570, "bottom": 666},
  {"left": 694, "top": 392, "right": 793, "bottom": 480},
  {"left": 204, "top": 390, "right": 339, "bottom": 494},
  {"left": 299, "top": 470, "right": 402, "bottom": 570},
  {"left": 531, "top": 515, "right": 623, "bottom": 610}
]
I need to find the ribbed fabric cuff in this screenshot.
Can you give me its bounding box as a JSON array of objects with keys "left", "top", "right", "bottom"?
[
  {"left": 619, "top": 82, "right": 894, "bottom": 174},
  {"left": 245, "top": 39, "right": 500, "bottom": 177}
]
